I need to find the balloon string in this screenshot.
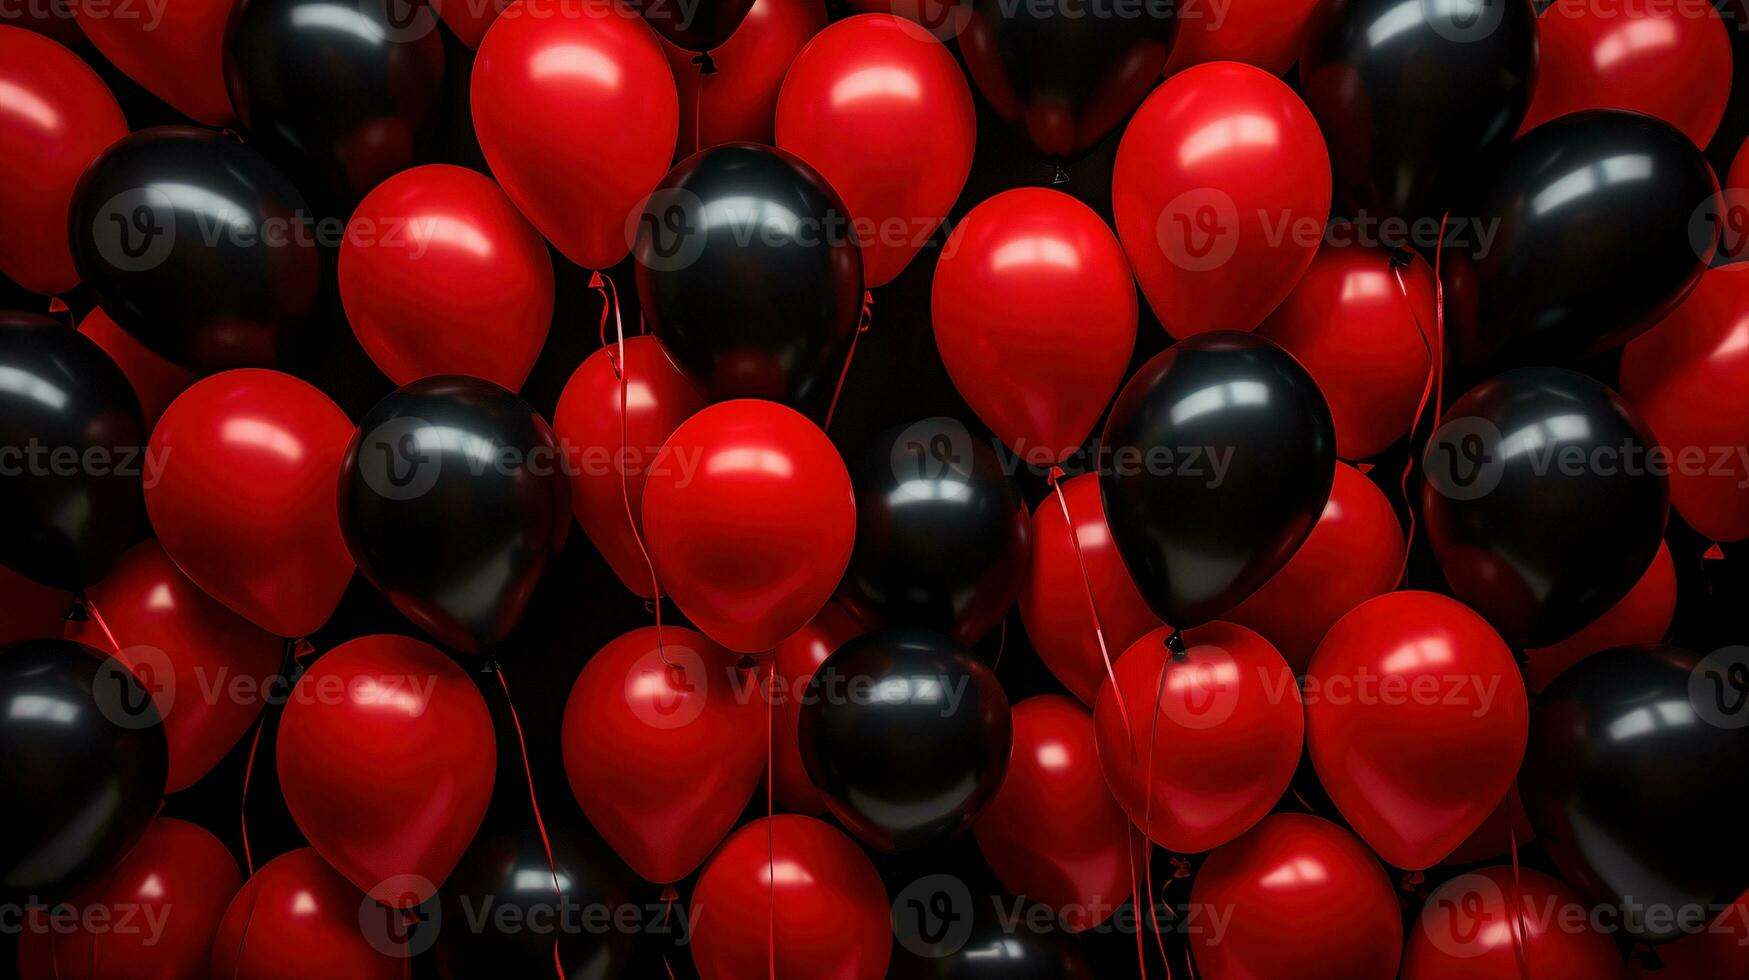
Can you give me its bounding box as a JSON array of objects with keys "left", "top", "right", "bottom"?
[
  {"left": 80, "top": 593, "right": 122, "bottom": 654},
  {"left": 1506, "top": 792, "right": 1533, "bottom": 980},
  {"left": 823, "top": 291, "right": 874, "bottom": 433},
  {"left": 492, "top": 662, "right": 568, "bottom": 980},
  {"left": 1390, "top": 212, "right": 1450, "bottom": 588},
  {"left": 239, "top": 639, "right": 314, "bottom": 876},
  {"left": 1142, "top": 654, "right": 1172, "bottom": 970},
  {"left": 1046, "top": 467, "right": 1134, "bottom": 737},
  {"left": 991, "top": 619, "right": 1008, "bottom": 673},
  {"left": 658, "top": 888, "right": 681, "bottom": 979},
  {"left": 765, "top": 669, "right": 776, "bottom": 980}
]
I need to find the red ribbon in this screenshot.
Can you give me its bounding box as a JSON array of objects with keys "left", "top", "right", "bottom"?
[
  {"left": 1390, "top": 212, "right": 1450, "bottom": 588},
  {"left": 492, "top": 663, "right": 568, "bottom": 980},
  {"left": 823, "top": 291, "right": 874, "bottom": 433}
]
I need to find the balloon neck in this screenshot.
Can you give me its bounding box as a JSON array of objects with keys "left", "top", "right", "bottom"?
[
  {"left": 65, "top": 592, "right": 89, "bottom": 622},
  {"left": 1389, "top": 245, "right": 1416, "bottom": 268},
  {"left": 1629, "top": 945, "right": 1664, "bottom": 970},
  {"left": 1705, "top": 542, "right": 1726, "bottom": 560},
  {"left": 692, "top": 51, "right": 717, "bottom": 75},
  {"left": 283, "top": 638, "right": 318, "bottom": 685},
  {"left": 480, "top": 654, "right": 500, "bottom": 675},
  {"left": 588, "top": 269, "right": 605, "bottom": 289},
  {"left": 1399, "top": 870, "right": 1426, "bottom": 892},
  {"left": 1169, "top": 856, "right": 1191, "bottom": 879},
  {"left": 1050, "top": 165, "right": 1070, "bottom": 186},
  {"left": 735, "top": 653, "right": 758, "bottom": 672},
  {"left": 1165, "top": 629, "right": 1186, "bottom": 659},
  {"left": 1046, "top": 465, "right": 1067, "bottom": 487}
]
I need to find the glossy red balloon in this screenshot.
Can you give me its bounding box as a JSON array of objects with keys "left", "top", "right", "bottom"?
[
  {"left": 1629, "top": 890, "right": 1749, "bottom": 980},
  {"left": 78, "top": 307, "right": 195, "bottom": 431},
  {"left": 1621, "top": 267, "right": 1749, "bottom": 542},
  {"left": 561, "top": 626, "right": 764, "bottom": 883},
  {"left": 1094, "top": 622, "right": 1303, "bottom": 853},
  {"left": 472, "top": 0, "right": 677, "bottom": 270},
  {"left": 146, "top": 370, "right": 355, "bottom": 637},
  {"left": 0, "top": 562, "right": 69, "bottom": 646},
  {"left": 641, "top": 400, "right": 855, "bottom": 653},
  {"left": 1256, "top": 232, "right": 1438, "bottom": 460},
  {"left": 339, "top": 164, "right": 554, "bottom": 391},
  {"left": 1190, "top": 814, "right": 1402, "bottom": 980},
  {"left": 67, "top": 540, "right": 282, "bottom": 792},
  {"left": 1441, "top": 785, "right": 1535, "bottom": 866},
  {"left": 71, "top": 0, "right": 234, "bottom": 124},
  {"left": 690, "top": 815, "right": 891, "bottom": 980},
  {"left": 1163, "top": 0, "right": 1322, "bottom": 76},
  {"left": 764, "top": 602, "right": 863, "bottom": 815},
  {"left": 277, "top": 635, "right": 495, "bottom": 907},
  {"left": 439, "top": 0, "right": 511, "bottom": 47},
  {"left": 1113, "top": 61, "right": 1331, "bottom": 339},
  {"left": 1306, "top": 591, "right": 1529, "bottom": 870},
  {"left": 1227, "top": 463, "right": 1404, "bottom": 673},
  {"left": 777, "top": 14, "right": 976, "bottom": 287},
  {"left": 934, "top": 187, "right": 1136, "bottom": 465},
  {"left": 1403, "top": 867, "right": 1626, "bottom": 980},
  {"left": 1524, "top": 540, "right": 1675, "bottom": 693},
  {"left": 667, "top": 0, "right": 826, "bottom": 155},
  {"left": 975, "top": 695, "right": 1141, "bottom": 932},
  {"left": 209, "top": 848, "right": 409, "bottom": 980},
  {"left": 1521, "top": 0, "right": 1732, "bottom": 147},
  {"left": 0, "top": 27, "right": 126, "bottom": 296}
]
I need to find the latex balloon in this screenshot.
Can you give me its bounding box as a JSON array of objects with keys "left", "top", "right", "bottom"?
[
  {"left": 1189, "top": 814, "right": 1402, "bottom": 980},
  {"left": 778, "top": 14, "right": 975, "bottom": 287},
  {"left": 1524, "top": 541, "right": 1676, "bottom": 693},
  {"left": 635, "top": 143, "right": 863, "bottom": 406},
  {"left": 637, "top": 0, "right": 755, "bottom": 51},
  {"left": 473, "top": 0, "right": 677, "bottom": 270},
  {"left": 553, "top": 335, "right": 706, "bottom": 598},
  {"left": 1300, "top": 0, "right": 1537, "bottom": 223},
  {"left": 147, "top": 369, "right": 354, "bottom": 637},
  {"left": 933, "top": 189, "right": 1137, "bottom": 465},
  {"left": 958, "top": 0, "right": 1176, "bottom": 162},
  {"left": 1100, "top": 331, "right": 1336, "bottom": 627},
  {"left": 765, "top": 602, "right": 864, "bottom": 816},
  {"left": 69, "top": 127, "right": 322, "bottom": 372},
  {"left": 0, "top": 639, "right": 166, "bottom": 904},
  {"left": 339, "top": 377, "right": 572, "bottom": 654},
  {"left": 1446, "top": 111, "right": 1718, "bottom": 368},
  {"left": 67, "top": 540, "right": 282, "bottom": 792},
  {"left": 887, "top": 890, "right": 1096, "bottom": 978},
  {"left": 561, "top": 626, "right": 763, "bottom": 883},
  {"left": 439, "top": 0, "right": 510, "bottom": 47},
  {"left": 0, "top": 312, "right": 142, "bottom": 590},
  {"left": 1629, "top": 891, "right": 1749, "bottom": 979},
  {"left": 1017, "top": 472, "right": 1160, "bottom": 706},
  {"left": 1255, "top": 231, "right": 1438, "bottom": 460},
  {"left": 1521, "top": 645, "right": 1749, "bottom": 944},
  {"left": 1421, "top": 368, "right": 1669, "bottom": 647},
  {"left": 71, "top": 0, "right": 235, "bottom": 124},
  {"left": 801, "top": 629, "right": 1012, "bottom": 852},
  {"left": 1402, "top": 866, "right": 1626, "bottom": 980},
  {"left": 838, "top": 419, "right": 1029, "bottom": 646},
  {"left": 0, "top": 28, "right": 126, "bottom": 296},
  {"left": 1227, "top": 462, "right": 1405, "bottom": 673},
  {"left": 77, "top": 307, "right": 194, "bottom": 431},
  {"left": 1621, "top": 266, "right": 1749, "bottom": 542},
  {"left": 1162, "top": 0, "right": 1321, "bottom": 76},
  {"left": 1095, "top": 622, "right": 1303, "bottom": 853},
  {"left": 10, "top": 1, "right": 81, "bottom": 45},
  {"left": 641, "top": 400, "right": 854, "bottom": 653},
  {"left": 1113, "top": 61, "right": 1333, "bottom": 338},
  {"left": 209, "top": 848, "right": 409, "bottom": 979},
  {"left": 666, "top": 0, "right": 826, "bottom": 155},
  {"left": 1441, "top": 786, "right": 1535, "bottom": 866},
  {"left": 1306, "top": 591, "right": 1528, "bottom": 870}
]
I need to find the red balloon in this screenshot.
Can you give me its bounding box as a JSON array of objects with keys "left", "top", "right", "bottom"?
[
  {"left": 1306, "top": 591, "right": 1529, "bottom": 870},
  {"left": 67, "top": 540, "right": 282, "bottom": 792},
  {"left": 933, "top": 188, "right": 1137, "bottom": 465},
  {"left": 78, "top": 307, "right": 195, "bottom": 431},
  {"left": 1163, "top": 0, "right": 1322, "bottom": 77},
  {"left": 471, "top": 0, "right": 678, "bottom": 270},
  {"left": 0, "top": 27, "right": 126, "bottom": 296},
  {"left": 9, "top": 1, "right": 82, "bottom": 46},
  {"left": 1113, "top": 61, "right": 1331, "bottom": 339},
  {"left": 975, "top": 695, "right": 1141, "bottom": 932},
  {"left": 1521, "top": 0, "right": 1732, "bottom": 147},
  {"left": 439, "top": 0, "right": 511, "bottom": 47},
  {"left": 777, "top": 13, "right": 976, "bottom": 287},
  {"left": 1403, "top": 867, "right": 1626, "bottom": 980},
  {"left": 146, "top": 370, "right": 354, "bottom": 637},
  {"left": 666, "top": 0, "right": 826, "bottom": 155},
  {"left": 1094, "top": 622, "right": 1303, "bottom": 853},
  {"left": 71, "top": 0, "right": 234, "bottom": 125},
  {"left": 0, "top": 562, "right": 69, "bottom": 647},
  {"left": 1256, "top": 232, "right": 1438, "bottom": 460},
  {"left": 1441, "top": 785, "right": 1535, "bottom": 866},
  {"left": 1621, "top": 267, "right": 1749, "bottom": 542},
  {"left": 277, "top": 634, "right": 495, "bottom": 907},
  {"left": 209, "top": 848, "right": 409, "bottom": 980},
  {"left": 1629, "top": 890, "right": 1749, "bottom": 980},
  {"left": 1190, "top": 814, "right": 1402, "bottom": 980},
  {"left": 690, "top": 815, "right": 891, "bottom": 980},
  {"left": 764, "top": 602, "right": 863, "bottom": 815},
  {"left": 339, "top": 164, "right": 554, "bottom": 391},
  {"left": 561, "top": 626, "right": 764, "bottom": 883},
  {"left": 1524, "top": 540, "right": 1675, "bottom": 693},
  {"left": 1227, "top": 463, "right": 1404, "bottom": 673},
  {"left": 641, "top": 400, "right": 855, "bottom": 653}
]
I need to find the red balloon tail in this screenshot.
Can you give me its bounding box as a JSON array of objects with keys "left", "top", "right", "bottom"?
[
  {"left": 492, "top": 662, "right": 568, "bottom": 980},
  {"left": 1047, "top": 466, "right": 1135, "bottom": 739},
  {"left": 823, "top": 291, "right": 874, "bottom": 433},
  {"left": 1705, "top": 542, "right": 1726, "bottom": 560},
  {"left": 1506, "top": 794, "right": 1533, "bottom": 980},
  {"left": 1390, "top": 212, "right": 1450, "bottom": 588},
  {"left": 1142, "top": 657, "right": 1172, "bottom": 969}
]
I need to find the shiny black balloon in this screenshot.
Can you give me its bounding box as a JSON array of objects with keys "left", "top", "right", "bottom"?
[
  {"left": 68, "top": 126, "right": 322, "bottom": 372},
  {"left": 800, "top": 630, "right": 1012, "bottom": 853},
  {"left": 1300, "top": 0, "right": 1538, "bottom": 223},
  {"left": 1421, "top": 367, "right": 1668, "bottom": 648},
  {"left": 634, "top": 142, "right": 863, "bottom": 408},
  {"left": 0, "top": 313, "right": 143, "bottom": 590},
  {"left": 890, "top": 895, "right": 1095, "bottom": 978},
  {"left": 837, "top": 419, "right": 1029, "bottom": 647},
  {"left": 339, "top": 376, "right": 572, "bottom": 655},
  {"left": 1520, "top": 645, "right": 1749, "bottom": 944},
  {"left": 1099, "top": 331, "right": 1335, "bottom": 628},
  {"left": 0, "top": 639, "right": 167, "bottom": 904},
  {"left": 633, "top": 0, "right": 755, "bottom": 52},
  {"left": 1445, "top": 110, "right": 1718, "bottom": 369},
  {"left": 224, "top": 0, "right": 447, "bottom": 210}
]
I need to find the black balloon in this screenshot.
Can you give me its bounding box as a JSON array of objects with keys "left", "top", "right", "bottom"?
[
  {"left": 800, "top": 630, "right": 1012, "bottom": 853},
  {"left": 837, "top": 419, "right": 1029, "bottom": 647},
  {"left": 634, "top": 142, "right": 863, "bottom": 408},
  {"left": 1100, "top": 331, "right": 1335, "bottom": 628},
  {"left": 1520, "top": 645, "right": 1749, "bottom": 944},
  {"left": 0, "top": 313, "right": 142, "bottom": 590},
  {"left": 339, "top": 376, "right": 572, "bottom": 655},
  {"left": 1300, "top": 0, "right": 1537, "bottom": 223},
  {"left": 1421, "top": 368, "right": 1668, "bottom": 648},
  {"left": 224, "top": 0, "right": 447, "bottom": 210},
  {"left": 1445, "top": 110, "right": 1718, "bottom": 368},
  {"left": 0, "top": 639, "right": 167, "bottom": 904},
  {"left": 890, "top": 895, "right": 1095, "bottom": 978},
  {"left": 633, "top": 0, "right": 754, "bottom": 52},
  {"left": 68, "top": 126, "right": 322, "bottom": 372}
]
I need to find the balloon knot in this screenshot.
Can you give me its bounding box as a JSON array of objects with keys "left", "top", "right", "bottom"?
[
  {"left": 1356, "top": 461, "right": 1375, "bottom": 474},
  {"left": 1165, "top": 629, "right": 1186, "bottom": 658},
  {"left": 587, "top": 270, "right": 605, "bottom": 289},
  {"left": 1705, "top": 542, "right": 1725, "bottom": 561},
  {"left": 64, "top": 593, "right": 89, "bottom": 622},
  {"left": 659, "top": 885, "right": 680, "bottom": 903},
  {"left": 1050, "top": 165, "right": 1070, "bottom": 186},
  {"left": 1169, "top": 857, "right": 1192, "bottom": 879},
  {"left": 692, "top": 51, "right": 717, "bottom": 74},
  {"left": 1047, "top": 465, "right": 1066, "bottom": 486},
  {"left": 735, "top": 654, "right": 758, "bottom": 671},
  {"left": 1389, "top": 246, "right": 1416, "bottom": 268},
  {"left": 1399, "top": 870, "right": 1425, "bottom": 892},
  {"left": 47, "top": 297, "right": 68, "bottom": 314},
  {"left": 1628, "top": 945, "right": 1664, "bottom": 970}
]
